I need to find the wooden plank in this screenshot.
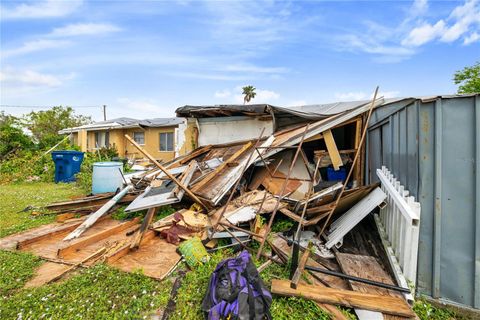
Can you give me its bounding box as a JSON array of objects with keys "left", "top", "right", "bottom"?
[
  {"left": 271, "top": 280, "right": 415, "bottom": 318},
  {"left": 191, "top": 141, "right": 252, "bottom": 192},
  {"left": 130, "top": 208, "right": 157, "bottom": 250},
  {"left": 291, "top": 243, "right": 312, "bottom": 289},
  {"left": 353, "top": 117, "right": 363, "bottom": 185},
  {"left": 57, "top": 218, "right": 140, "bottom": 258},
  {"left": 323, "top": 129, "right": 343, "bottom": 170},
  {"left": 49, "top": 247, "right": 107, "bottom": 283},
  {"left": 336, "top": 252, "right": 407, "bottom": 320},
  {"left": 178, "top": 145, "right": 212, "bottom": 165},
  {"left": 16, "top": 221, "right": 83, "bottom": 249}
]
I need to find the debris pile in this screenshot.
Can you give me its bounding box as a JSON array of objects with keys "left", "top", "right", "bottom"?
[{"left": 0, "top": 92, "right": 417, "bottom": 318}]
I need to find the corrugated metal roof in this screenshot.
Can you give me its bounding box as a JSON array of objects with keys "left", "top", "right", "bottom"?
[{"left": 59, "top": 117, "right": 183, "bottom": 134}]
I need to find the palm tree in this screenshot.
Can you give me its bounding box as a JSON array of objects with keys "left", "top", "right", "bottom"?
[{"left": 242, "top": 85, "right": 256, "bottom": 104}]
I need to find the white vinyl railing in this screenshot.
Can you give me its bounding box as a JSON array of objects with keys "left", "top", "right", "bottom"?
[{"left": 376, "top": 166, "right": 421, "bottom": 287}]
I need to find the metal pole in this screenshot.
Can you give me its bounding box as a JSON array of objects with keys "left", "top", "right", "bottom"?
[
  {"left": 305, "top": 265, "right": 411, "bottom": 293},
  {"left": 103, "top": 105, "right": 107, "bottom": 121}
]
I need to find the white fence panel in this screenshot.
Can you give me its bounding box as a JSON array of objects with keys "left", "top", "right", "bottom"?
[{"left": 376, "top": 166, "right": 421, "bottom": 287}]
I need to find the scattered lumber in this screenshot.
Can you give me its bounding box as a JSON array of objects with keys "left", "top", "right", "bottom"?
[{"left": 271, "top": 279, "right": 415, "bottom": 318}]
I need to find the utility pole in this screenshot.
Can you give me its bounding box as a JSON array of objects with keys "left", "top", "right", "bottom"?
[{"left": 103, "top": 105, "right": 107, "bottom": 121}]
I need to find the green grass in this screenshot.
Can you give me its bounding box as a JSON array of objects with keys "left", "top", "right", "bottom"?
[
  {"left": 0, "top": 263, "right": 171, "bottom": 320},
  {"left": 0, "top": 182, "right": 84, "bottom": 238},
  {"left": 413, "top": 298, "right": 467, "bottom": 320},
  {"left": 0, "top": 250, "right": 42, "bottom": 296}
]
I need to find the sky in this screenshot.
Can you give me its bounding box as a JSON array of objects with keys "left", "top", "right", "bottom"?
[{"left": 0, "top": 0, "right": 479, "bottom": 121}]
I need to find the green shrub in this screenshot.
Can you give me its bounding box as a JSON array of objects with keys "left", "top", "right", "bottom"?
[{"left": 0, "top": 250, "right": 42, "bottom": 296}]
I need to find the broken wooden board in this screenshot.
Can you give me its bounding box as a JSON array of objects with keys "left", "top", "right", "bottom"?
[
  {"left": 24, "top": 262, "right": 72, "bottom": 288},
  {"left": 108, "top": 236, "right": 181, "bottom": 280},
  {"left": 335, "top": 253, "right": 410, "bottom": 320},
  {"left": 271, "top": 280, "right": 415, "bottom": 318},
  {"left": 270, "top": 235, "right": 349, "bottom": 290},
  {"left": 323, "top": 129, "right": 343, "bottom": 170}
]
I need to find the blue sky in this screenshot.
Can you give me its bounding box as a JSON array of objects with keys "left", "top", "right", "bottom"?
[{"left": 1, "top": 0, "right": 479, "bottom": 121}]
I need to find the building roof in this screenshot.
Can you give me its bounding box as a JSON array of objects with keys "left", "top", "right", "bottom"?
[{"left": 59, "top": 117, "right": 183, "bottom": 134}]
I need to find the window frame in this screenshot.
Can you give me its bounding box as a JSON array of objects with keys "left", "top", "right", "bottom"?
[
  {"left": 133, "top": 131, "right": 145, "bottom": 145},
  {"left": 159, "top": 132, "right": 174, "bottom": 152}
]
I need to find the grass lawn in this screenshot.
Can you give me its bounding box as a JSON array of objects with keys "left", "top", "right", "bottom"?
[
  {"left": 0, "top": 182, "right": 473, "bottom": 319},
  {"left": 0, "top": 182, "right": 85, "bottom": 238}
]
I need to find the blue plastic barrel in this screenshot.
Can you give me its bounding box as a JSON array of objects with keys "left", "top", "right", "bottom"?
[
  {"left": 92, "top": 162, "right": 124, "bottom": 194},
  {"left": 51, "top": 151, "right": 85, "bottom": 183}
]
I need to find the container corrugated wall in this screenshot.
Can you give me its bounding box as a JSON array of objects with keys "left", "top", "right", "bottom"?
[{"left": 366, "top": 94, "right": 480, "bottom": 310}]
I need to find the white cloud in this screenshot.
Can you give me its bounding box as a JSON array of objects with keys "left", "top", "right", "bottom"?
[
  {"left": 464, "top": 31, "right": 480, "bottom": 44},
  {"left": 402, "top": 21, "right": 446, "bottom": 47},
  {"left": 0, "top": 67, "right": 75, "bottom": 98},
  {"left": 49, "top": 23, "right": 122, "bottom": 37},
  {"left": 0, "top": 0, "right": 82, "bottom": 19},
  {"left": 115, "top": 98, "right": 175, "bottom": 118},
  {"left": 334, "top": 92, "right": 369, "bottom": 101},
  {"left": 214, "top": 90, "right": 231, "bottom": 98},
  {"left": 1, "top": 39, "right": 71, "bottom": 58},
  {"left": 402, "top": 0, "right": 480, "bottom": 47},
  {"left": 335, "top": 90, "right": 400, "bottom": 101},
  {"left": 288, "top": 100, "right": 307, "bottom": 107}
]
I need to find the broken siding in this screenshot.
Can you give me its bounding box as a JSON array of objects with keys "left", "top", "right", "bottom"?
[{"left": 367, "top": 94, "right": 480, "bottom": 310}]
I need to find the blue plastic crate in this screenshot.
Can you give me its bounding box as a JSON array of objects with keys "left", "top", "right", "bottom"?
[{"left": 326, "top": 167, "right": 346, "bottom": 181}]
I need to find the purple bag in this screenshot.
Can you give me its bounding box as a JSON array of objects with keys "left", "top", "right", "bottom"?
[{"left": 202, "top": 250, "right": 272, "bottom": 320}]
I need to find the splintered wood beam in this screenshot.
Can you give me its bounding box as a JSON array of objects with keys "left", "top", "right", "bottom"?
[
  {"left": 125, "top": 134, "right": 208, "bottom": 210},
  {"left": 130, "top": 207, "right": 157, "bottom": 250},
  {"left": 323, "top": 129, "right": 343, "bottom": 171},
  {"left": 178, "top": 145, "right": 212, "bottom": 165},
  {"left": 271, "top": 280, "right": 415, "bottom": 318},
  {"left": 290, "top": 243, "right": 312, "bottom": 289},
  {"left": 57, "top": 217, "right": 140, "bottom": 258},
  {"left": 191, "top": 141, "right": 253, "bottom": 192}
]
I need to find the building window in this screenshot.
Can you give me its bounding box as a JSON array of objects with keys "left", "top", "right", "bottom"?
[
  {"left": 133, "top": 132, "right": 145, "bottom": 145},
  {"left": 159, "top": 132, "right": 174, "bottom": 151},
  {"left": 95, "top": 131, "right": 109, "bottom": 148}
]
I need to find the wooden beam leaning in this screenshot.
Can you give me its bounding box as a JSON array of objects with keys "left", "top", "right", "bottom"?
[
  {"left": 125, "top": 134, "right": 208, "bottom": 211},
  {"left": 57, "top": 217, "right": 140, "bottom": 258},
  {"left": 271, "top": 279, "right": 415, "bottom": 318},
  {"left": 323, "top": 129, "right": 343, "bottom": 171},
  {"left": 130, "top": 207, "right": 157, "bottom": 250}
]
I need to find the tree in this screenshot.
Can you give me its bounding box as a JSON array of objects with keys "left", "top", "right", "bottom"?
[
  {"left": 23, "top": 106, "right": 92, "bottom": 148},
  {"left": 0, "top": 112, "right": 32, "bottom": 158},
  {"left": 242, "top": 85, "right": 257, "bottom": 104},
  {"left": 453, "top": 61, "right": 480, "bottom": 94}
]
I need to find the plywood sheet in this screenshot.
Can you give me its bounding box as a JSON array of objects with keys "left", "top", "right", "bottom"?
[
  {"left": 24, "top": 262, "right": 72, "bottom": 288},
  {"left": 109, "top": 236, "right": 181, "bottom": 280}
]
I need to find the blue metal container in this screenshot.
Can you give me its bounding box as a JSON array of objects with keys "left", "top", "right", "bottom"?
[
  {"left": 92, "top": 162, "right": 124, "bottom": 194},
  {"left": 51, "top": 150, "right": 84, "bottom": 183}
]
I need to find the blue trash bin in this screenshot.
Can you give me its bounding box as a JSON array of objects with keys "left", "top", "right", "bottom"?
[{"left": 51, "top": 150, "right": 84, "bottom": 183}]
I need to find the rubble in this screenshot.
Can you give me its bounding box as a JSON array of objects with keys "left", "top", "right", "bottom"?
[{"left": 0, "top": 90, "right": 418, "bottom": 319}]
